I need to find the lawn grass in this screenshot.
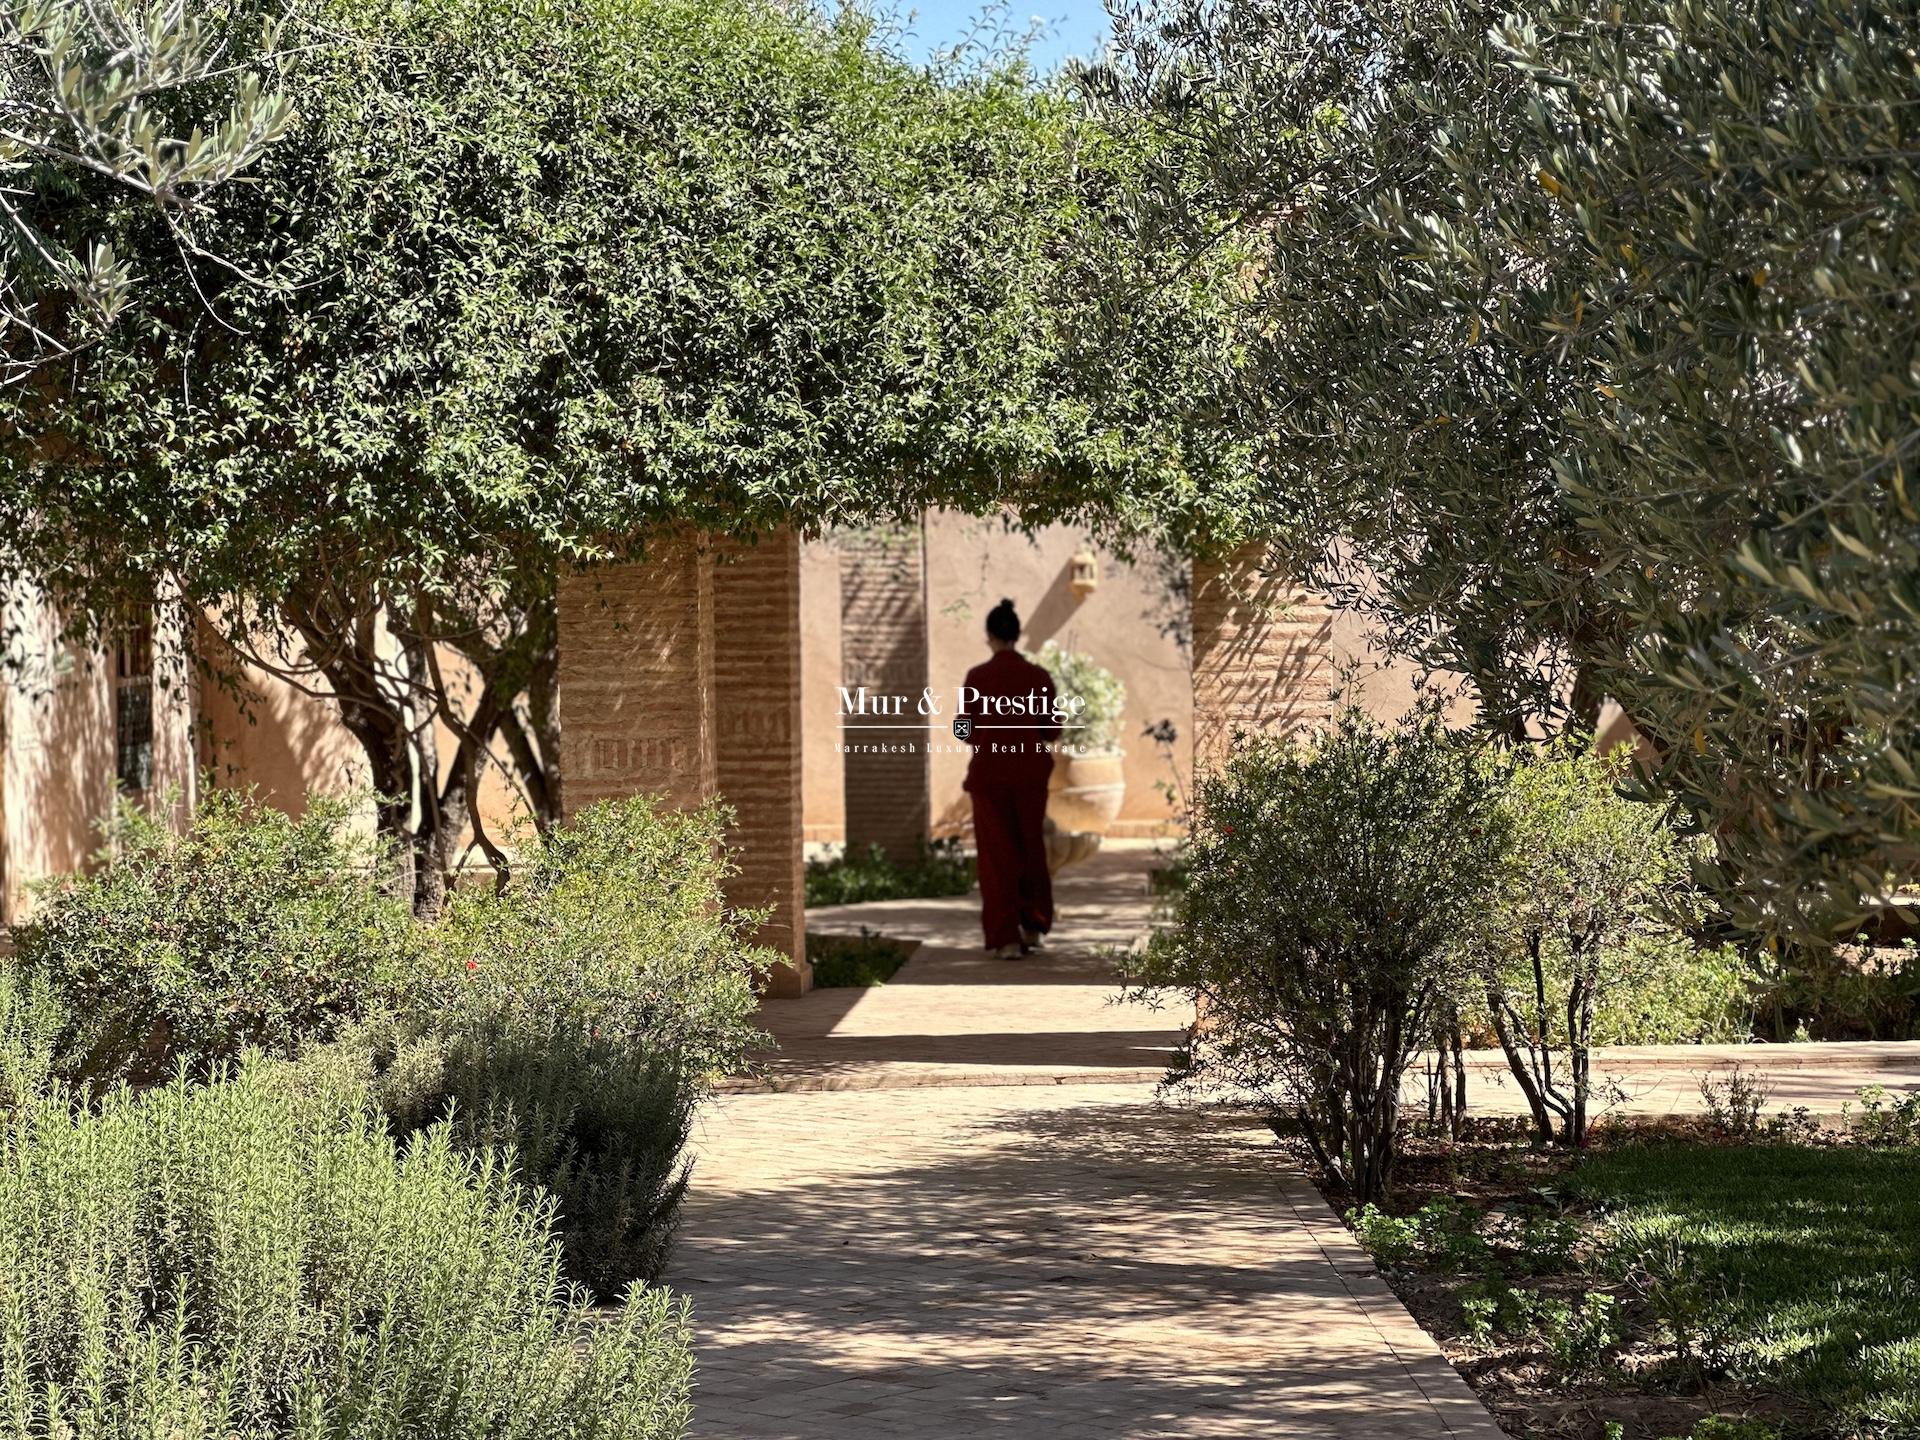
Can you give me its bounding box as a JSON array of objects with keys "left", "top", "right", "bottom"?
[{"left": 1571, "top": 1142, "right": 1920, "bottom": 1433}]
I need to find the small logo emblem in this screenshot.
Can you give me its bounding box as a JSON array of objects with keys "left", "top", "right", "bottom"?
[{"left": 952, "top": 716, "right": 974, "bottom": 741}]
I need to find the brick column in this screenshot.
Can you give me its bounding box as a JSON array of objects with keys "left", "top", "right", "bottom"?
[
  {"left": 1191, "top": 544, "right": 1339, "bottom": 771},
  {"left": 837, "top": 522, "right": 930, "bottom": 863},
  {"left": 712, "top": 531, "right": 810, "bottom": 997},
  {"left": 555, "top": 541, "right": 716, "bottom": 814}
]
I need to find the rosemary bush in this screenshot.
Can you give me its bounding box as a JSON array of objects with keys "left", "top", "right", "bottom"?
[{"left": 0, "top": 1065, "right": 693, "bottom": 1438}]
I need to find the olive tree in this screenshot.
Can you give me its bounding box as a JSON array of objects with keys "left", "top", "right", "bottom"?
[
  {"left": 5, "top": 0, "right": 1246, "bottom": 913},
  {"left": 1138, "top": 702, "right": 1504, "bottom": 1202},
  {"left": 0, "top": 0, "right": 291, "bottom": 384},
  {"left": 1090, "top": 0, "right": 1920, "bottom": 945}
]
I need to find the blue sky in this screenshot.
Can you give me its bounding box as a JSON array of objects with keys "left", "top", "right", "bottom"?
[{"left": 882, "top": 0, "right": 1118, "bottom": 72}]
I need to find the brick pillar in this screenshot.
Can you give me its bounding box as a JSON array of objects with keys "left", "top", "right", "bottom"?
[
  {"left": 555, "top": 542, "right": 716, "bottom": 814},
  {"left": 837, "top": 522, "right": 930, "bottom": 862},
  {"left": 712, "top": 531, "right": 810, "bottom": 997},
  {"left": 1191, "top": 544, "right": 1339, "bottom": 771}
]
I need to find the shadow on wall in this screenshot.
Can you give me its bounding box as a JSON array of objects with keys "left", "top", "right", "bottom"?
[
  {"left": 2, "top": 626, "right": 115, "bottom": 921},
  {"left": 193, "top": 620, "right": 372, "bottom": 825}
]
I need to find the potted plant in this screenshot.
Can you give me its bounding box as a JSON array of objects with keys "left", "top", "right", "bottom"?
[{"left": 1037, "top": 642, "right": 1128, "bottom": 834}]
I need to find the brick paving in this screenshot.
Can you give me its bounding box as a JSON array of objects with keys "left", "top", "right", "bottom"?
[
  {"left": 672, "top": 843, "right": 1920, "bottom": 1438},
  {"left": 675, "top": 845, "right": 1506, "bottom": 1438},
  {"left": 674, "top": 1084, "right": 1506, "bottom": 1439}
]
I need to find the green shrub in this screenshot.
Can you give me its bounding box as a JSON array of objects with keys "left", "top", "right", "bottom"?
[
  {"left": 1348, "top": 1199, "right": 1492, "bottom": 1273},
  {"left": 1844, "top": 1084, "right": 1920, "bottom": 1147},
  {"left": 1036, "top": 642, "right": 1127, "bottom": 753},
  {"left": 0, "top": 1064, "right": 693, "bottom": 1438},
  {"left": 431, "top": 797, "right": 768, "bottom": 1079},
  {"left": 0, "top": 963, "right": 63, "bottom": 1113},
  {"left": 1755, "top": 939, "right": 1920, "bottom": 1041},
  {"left": 15, "top": 790, "right": 414, "bottom": 1084},
  {"left": 1140, "top": 703, "right": 1504, "bottom": 1203},
  {"left": 805, "top": 838, "right": 974, "bottom": 908},
  {"left": 806, "top": 929, "right": 915, "bottom": 987},
  {"left": 1591, "top": 932, "right": 1753, "bottom": 1046},
  {"left": 299, "top": 1017, "right": 696, "bottom": 1301},
  {"left": 1468, "top": 744, "right": 1713, "bottom": 1146}
]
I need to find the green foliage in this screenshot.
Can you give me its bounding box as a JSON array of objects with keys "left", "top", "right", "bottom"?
[
  {"left": 0, "top": 1063, "right": 693, "bottom": 1438},
  {"left": 1348, "top": 1198, "right": 1491, "bottom": 1274},
  {"left": 1138, "top": 703, "right": 1504, "bottom": 1202},
  {"left": 1592, "top": 933, "right": 1752, "bottom": 1047},
  {"left": 3, "top": 0, "right": 1247, "bottom": 910},
  {"left": 297, "top": 1019, "right": 696, "bottom": 1302},
  {"left": 1037, "top": 641, "right": 1128, "bottom": 753},
  {"left": 1579, "top": 1141, "right": 1920, "bottom": 1426},
  {"left": 806, "top": 929, "right": 916, "bottom": 988},
  {"left": 0, "top": 0, "right": 291, "bottom": 382},
  {"left": 1844, "top": 1085, "right": 1920, "bottom": 1148},
  {"left": 805, "top": 838, "right": 975, "bottom": 909},
  {"left": 1094, "top": 0, "right": 1920, "bottom": 946},
  {"left": 1698, "top": 1065, "right": 1774, "bottom": 1141},
  {"left": 1755, "top": 939, "right": 1920, "bottom": 1042},
  {"left": 16, "top": 789, "right": 414, "bottom": 1084},
  {"left": 1470, "top": 744, "right": 1723, "bottom": 1144},
  {"left": 430, "top": 797, "right": 769, "bottom": 1080},
  {"left": 0, "top": 963, "right": 63, "bottom": 1113}
]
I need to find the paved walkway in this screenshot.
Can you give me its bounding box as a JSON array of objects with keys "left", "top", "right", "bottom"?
[
  {"left": 675, "top": 846, "right": 1507, "bottom": 1439},
  {"left": 671, "top": 843, "right": 1920, "bottom": 1439}
]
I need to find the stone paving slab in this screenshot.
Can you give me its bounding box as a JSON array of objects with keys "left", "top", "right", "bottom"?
[{"left": 673, "top": 1084, "right": 1507, "bottom": 1440}]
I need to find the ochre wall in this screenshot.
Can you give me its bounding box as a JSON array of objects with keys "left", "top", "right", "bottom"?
[
  {"left": 923, "top": 512, "right": 1193, "bottom": 839},
  {"left": 798, "top": 539, "right": 845, "bottom": 844},
  {"left": 1, "top": 595, "right": 114, "bottom": 925}
]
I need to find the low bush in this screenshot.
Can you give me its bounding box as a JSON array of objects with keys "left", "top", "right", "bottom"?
[
  {"left": 806, "top": 929, "right": 915, "bottom": 987},
  {"left": 804, "top": 838, "right": 974, "bottom": 908},
  {"left": 431, "top": 797, "right": 769, "bottom": 1079},
  {"left": 0, "top": 1064, "right": 693, "bottom": 1438},
  {"left": 296, "top": 1016, "right": 696, "bottom": 1300},
  {"left": 1755, "top": 938, "right": 1920, "bottom": 1041},
  {"left": 0, "top": 963, "right": 62, "bottom": 1113},
  {"left": 15, "top": 790, "right": 413, "bottom": 1084},
  {"left": 1845, "top": 1084, "right": 1920, "bottom": 1147},
  {"left": 1591, "top": 931, "right": 1753, "bottom": 1046},
  {"left": 1140, "top": 703, "right": 1504, "bottom": 1203}
]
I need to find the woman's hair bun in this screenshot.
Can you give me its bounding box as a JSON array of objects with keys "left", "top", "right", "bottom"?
[{"left": 985, "top": 596, "right": 1021, "bottom": 642}]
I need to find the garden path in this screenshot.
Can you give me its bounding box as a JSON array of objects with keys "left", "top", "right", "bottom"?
[
  {"left": 672, "top": 844, "right": 1920, "bottom": 1438},
  {"left": 674, "top": 846, "right": 1506, "bottom": 1439}
]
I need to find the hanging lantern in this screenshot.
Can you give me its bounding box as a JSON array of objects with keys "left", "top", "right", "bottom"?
[{"left": 1069, "top": 549, "right": 1099, "bottom": 598}]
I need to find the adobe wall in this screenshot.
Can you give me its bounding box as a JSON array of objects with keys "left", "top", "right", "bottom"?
[
  {"left": 798, "top": 539, "right": 845, "bottom": 843},
  {"left": 556, "top": 537, "right": 810, "bottom": 995},
  {"left": 1191, "top": 543, "right": 1470, "bottom": 771},
  {"left": 923, "top": 513, "right": 1192, "bottom": 838},
  {"left": 0, "top": 594, "right": 114, "bottom": 925}
]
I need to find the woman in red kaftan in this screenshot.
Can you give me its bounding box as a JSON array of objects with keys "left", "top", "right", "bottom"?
[{"left": 957, "top": 599, "right": 1060, "bottom": 959}]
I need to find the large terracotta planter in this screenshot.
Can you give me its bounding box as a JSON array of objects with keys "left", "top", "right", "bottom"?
[{"left": 1048, "top": 749, "right": 1127, "bottom": 835}]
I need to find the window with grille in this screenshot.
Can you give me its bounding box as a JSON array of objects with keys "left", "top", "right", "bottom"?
[{"left": 114, "top": 623, "right": 154, "bottom": 794}]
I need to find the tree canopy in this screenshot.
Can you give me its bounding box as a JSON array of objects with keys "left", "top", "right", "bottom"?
[
  {"left": 1093, "top": 0, "right": 1920, "bottom": 944},
  {"left": 3, "top": 0, "right": 1247, "bottom": 909},
  {"left": 0, "top": 0, "right": 291, "bottom": 386}
]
